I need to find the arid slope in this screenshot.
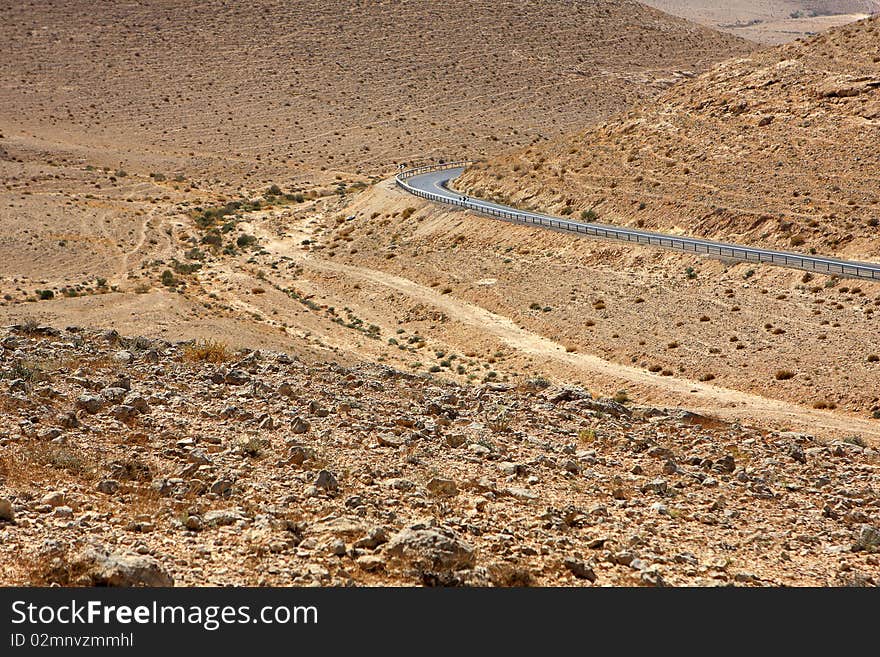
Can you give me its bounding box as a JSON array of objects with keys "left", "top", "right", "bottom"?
[{"left": 460, "top": 16, "right": 880, "bottom": 260}]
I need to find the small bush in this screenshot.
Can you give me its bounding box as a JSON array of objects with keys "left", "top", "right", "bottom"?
[
  {"left": 581, "top": 209, "right": 598, "bottom": 221},
  {"left": 183, "top": 340, "right": 232, "bottom": 363},
  {"left": 236, "top": 234, "right": 257, "bottom": 248},
  {"left": 160, "top": 270, "right": 178, "bottom": 287}
]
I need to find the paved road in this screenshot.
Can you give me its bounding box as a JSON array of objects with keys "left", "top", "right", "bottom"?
[{"left": 399, "top": 165, "right": 880, "bottom": 281}]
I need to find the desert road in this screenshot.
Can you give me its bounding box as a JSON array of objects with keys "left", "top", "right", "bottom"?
[{"left": 399, "top": 164, "right": 880, "bottom": 281}]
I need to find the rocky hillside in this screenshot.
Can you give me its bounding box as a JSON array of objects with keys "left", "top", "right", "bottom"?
[
  {"left": 459, "top": 16, "right": 880, "bottom": 260},
  {"left": 1, "top": 324, "right": 878, "bottom": 586}
]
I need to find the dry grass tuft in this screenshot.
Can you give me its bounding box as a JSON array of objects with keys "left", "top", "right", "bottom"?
[{"left": 183, "top": 339, "right": 233, "bottom": 363}]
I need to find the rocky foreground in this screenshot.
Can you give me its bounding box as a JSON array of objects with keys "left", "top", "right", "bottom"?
[{"left": 1, "top": 324, "right": 878, "bottom": 587}]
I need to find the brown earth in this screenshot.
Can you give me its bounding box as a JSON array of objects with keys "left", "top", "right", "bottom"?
[{"left": 1, "top": 326, "right": 878, "bottom": 587}]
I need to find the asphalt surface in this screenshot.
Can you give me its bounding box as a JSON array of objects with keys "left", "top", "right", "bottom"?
[{"left": 400, "top": 166, "right": 880, "bottom": 281}]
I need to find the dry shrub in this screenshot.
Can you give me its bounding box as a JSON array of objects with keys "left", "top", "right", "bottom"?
[{"left": 183, "top": 339, "right": 232, "bottom": 363}]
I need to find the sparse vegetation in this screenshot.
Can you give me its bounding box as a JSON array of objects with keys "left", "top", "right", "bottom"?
[{"left": 183, "top": 339, "right": 232, "bottom": 363}]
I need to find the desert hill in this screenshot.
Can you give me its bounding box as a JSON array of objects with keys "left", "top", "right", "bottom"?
[
  {"left": 0, "top": 0, "right": 755, "bottom": 352},
  {"left": 0, "top": 0, "right": 753, "bottom": 183},
  {"left": 459, "top": 15, "right": 880, "bottom": 259}
]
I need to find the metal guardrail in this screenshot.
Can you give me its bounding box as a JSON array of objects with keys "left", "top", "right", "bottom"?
[{"left": 396, "top": 163, "right": 880, "bottom": 281}]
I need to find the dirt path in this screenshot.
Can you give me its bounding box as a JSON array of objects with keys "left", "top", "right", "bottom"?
[{"left": 299, "top": 254, "right": 880, "bottom": 442}]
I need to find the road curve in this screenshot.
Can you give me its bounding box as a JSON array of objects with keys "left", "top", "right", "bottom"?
[{"left": 397, "top": 163, "right": 880, "bottom": 281}]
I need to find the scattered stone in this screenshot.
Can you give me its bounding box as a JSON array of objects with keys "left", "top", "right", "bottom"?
[
  {"left": 377, "top": 433, "right": 406, "bottom": 448},
  {"left": 76, "top": 394, "right": 104, "bottom": 414},
  {"left": 426, "top": 477, "right": 458, "bottom": 497},
  {"left": 563, "top": 557, "right": 596, "bottom": 582},
  {"left": 0, "top": 498, "right": 14, "bottom": 522},
  {"left": 225, "top": 370, "right": 250, "bottom": 385},
  {"left": 73, "top": 547, "right": 173, "bottom": 587},
  {"left": 356, "top": 555, "right": 386, "bottom": 572},
  {"left": 385, "top": 526, "right": 475, "bottom": 571},
  {"left": 204, "top": 509, "right": 244, "bottom": 527},
  {"left": 96, "top": 480, "right": 120, "bottom": 495},
  {"left": 290, "top": 416, "right": 310, "bottom": 434},
  {"left": 315, "top": 470, "right": 339, "bottom": 492},
  {"left": 852, "top": 525, "right": 880, "bottom": 552},
  {"left": 41, "top": 492, "right": 65, "bottom": 507}
]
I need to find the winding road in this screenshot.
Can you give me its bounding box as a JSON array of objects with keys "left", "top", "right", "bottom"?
[{"left": 398, "top": 163, "right": 880, "bottom": 281}]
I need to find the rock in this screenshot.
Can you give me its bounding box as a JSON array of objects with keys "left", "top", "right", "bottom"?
[
  {"left": 354, "top": 527, "right": 388, "bottom": 550},
  {"left": 57, "top": 411, "right": 80, "bottom": 429},
  {"left": 385, "top": 526, "right": 475, "bottom": 571},
  {"left": 41, "top": 492, "right": 65, "bottom": 507},
  {"left": 53, "top": 506, "right": 74, "bottom": 518},
  {"left": 329, "top": 539, "right": 347, "bottom": 556},
  {"left": 225, "top": 369, "right": 250, "bottom": 385},
  {"left": 96, "top": 480, "right": 120, "bottom": 495},
  {"left": 113, "top": 350, "right": 134, "bottom": 364},
  {"left": 377, "top": 433, "right": 406, "bottom": 448},
  {"left": 426, "top": 477, "right": 458, "bottom": 497},
  {"left": 563, "top": 557, "right": 596, "bottom": 582},
  {"left": 74, "top": 547, "right": 173, "bottom": 587},
  {"left": 278, "top": 382, "right": 296, "bottom": 398},
  {"left": 0, "top": 498, "right": 14, "bottom": 522},
  {"left": 315, "top": 470, "right": 338, "bottom": 492},
  {"left": 852, "top": 525, "right": 880, "bottom": 552},
  {"left": 110, "top": 405, "right": 138, "bottom": 422},
  {"left": 506, "top": 487, "right": 538, "bottom": 501},
  {"left": 290, "top": 416, "right": 310, "bottom": 434},
  {"left": 445, "top": 434, "right": 466, "bottom": 448},
  {"left": 647, "top": 446, "right": 673, "bottom": 459},
  {"left": 258, "top": 415, "right": 274, "bottom": 430},
  {"left": 76, "top": 393, "right": 104, "bottom": 414},
  {"left": 185, "top": 515, "right": 203, "bottom": 531},
  {"left": 209, "top": 478, "right": 234, "bottom": 497},
  {"left": 641, "top": 478, "right": 668, "bottom": 496},
  {"left": 204, "top": 509, "right": 245, "bottom": 527},
  {"left": 356, "top": 555, "right": 386, "bottom": 572},
  {"left": 100, "top": 387, "right": 128, "bottom": 404}
]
